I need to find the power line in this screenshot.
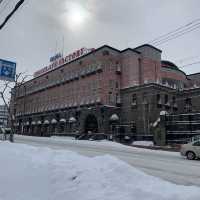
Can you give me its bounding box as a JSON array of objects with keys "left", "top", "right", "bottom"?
[
  {"left": 174, "top": 55, "right": 200, "bottom": 64},
  {"left": 148, "top": 18, "right": 200, "bottom": 46},
  {"left": 181, "top": 61, "right": 200, "bottom": 68},
  {"left": 12, "top": 0, "right": 29, "bottom": 17},
  {"left": 152, "top": 22, "right": 200, "bottom": 45},
  {"left": 0, "top": 0, "right": 25, "bottom": 30},
  {"left": 153, "top": 24, "right": 200, "bottom": 46},
  {"left": 146, "top": 19, "right": 200, "bottom": 69},
  {"left": 149, "top": 18, "right": 200, "bottom": 44}
]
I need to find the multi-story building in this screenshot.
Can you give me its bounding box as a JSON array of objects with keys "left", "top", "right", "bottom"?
[
  {"left": 0, "top": 105, "right": 8, "bottom": 128},
  {"left": 10, "top": 44, "right": 200, "bottom": 141}
]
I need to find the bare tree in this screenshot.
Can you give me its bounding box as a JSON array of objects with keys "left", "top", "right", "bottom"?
[{"left": 0, "top": 73, "right": 30, "bottom": 142}]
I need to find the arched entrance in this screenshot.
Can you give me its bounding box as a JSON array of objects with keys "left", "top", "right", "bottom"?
[{"left": 84, "top": 114, "right": 98, "bottom": 133}]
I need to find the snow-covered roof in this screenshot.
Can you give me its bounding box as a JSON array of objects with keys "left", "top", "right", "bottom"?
[
  {"left": 60, "top": 118, "right": 66, "bottom": 123},
  {"left": 51, "top": 119, "right": 57, "bottom": 124},
  {"left": 69, "top": 117, "right": 76, "bottom": 123},
  {"left": 44, "top": 120, "right": 50, "bottom": 125},
  {"left": 110, "top": 114, "right": 119, "bottom": 121}
]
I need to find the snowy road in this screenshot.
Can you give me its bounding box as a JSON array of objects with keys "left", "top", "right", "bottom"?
[{"left": 14, "top": 135, "right": 200, "bottom": 187}]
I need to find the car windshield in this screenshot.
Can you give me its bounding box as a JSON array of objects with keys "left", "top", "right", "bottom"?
[{"left": 193, "top": 141, "right": 200, "bottom": 146}]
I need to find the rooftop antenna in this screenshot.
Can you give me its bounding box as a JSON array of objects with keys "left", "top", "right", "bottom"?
[
  {"left": 54, "top": 40, "right": 57, "bottom": 56},
  {"left": 62, "top": 36, "right": 65, "bottom": 57},
  {"left": 126, "top": 38, "right": 129, "bottom": 48}
]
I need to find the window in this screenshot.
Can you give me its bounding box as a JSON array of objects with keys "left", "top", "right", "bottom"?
[
  {"left": 185, "top": 98, "right": 192, "bottom": 112},
  {"left": 172, "top": 96, "right": 176, "bottom": 104},
  {"left": 108, "top": 92, "right": 115, "bottom": 104},
  {"left": 109, "top": 80, "right": 114, "bottom": 89},
  {"left": 164, "top": 94, "right": 170, "bottom": 109},
  {"left": 116, "top": 81, "right": 119, "bottom": 89},
  {"left": 172, "top": 96, "right": 178, "bottom": 110},
  {"left": 185, "top": 98, "right": 192, "bottom": 105},
  {"left": 157, "top": 94, "right": 162, "bottom": 107},
  {"left": 143, "top": 92, "right": 148, "bottom": 104},
  {"left": 193, "top": 141, "right": 200, "bottom": 146},
  {"left": 132, "top": 94, "right": 137, "bottom": 106},
  {"left": 116, "top": 93, "right": 121, "bottom": 105},
  {"left": 102, "top": 50, "right": 109, "bottom": 56},
  {"left": 116, "top": 63, "right": 121, "bottom": 73},
  {"left": 108, "top": 92, "right": 112, "bottom": 104},
  {"left": 164, "top": 94, "right": 168, "bottom": 104}
]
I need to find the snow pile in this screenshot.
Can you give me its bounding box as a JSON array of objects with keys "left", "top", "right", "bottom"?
[
  {"left": 51, "top": 136, "right": 75, "bottom": 140},
  {"left": 132, "top": 140, "right": 154, "bottom": 146},
  {"left": 0, "top": 142, "right": 200, "bottom": 200}
]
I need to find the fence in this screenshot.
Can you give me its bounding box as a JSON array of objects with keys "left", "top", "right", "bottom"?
[
  {"left": 164, "top": 113, "right": 200, "bottom": 144},
  {"left": 0, "top": 128, "right": 11, "bottom": 141}
]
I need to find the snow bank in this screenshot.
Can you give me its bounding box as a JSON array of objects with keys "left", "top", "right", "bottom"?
[
  {"left": 15, "top": 134, "right": 180, "bottom": 157},
  {"left": 0, "top": 141, "right": 199, "bottom": 200},
  {"left": 132, "top": 140, "right": 154, "bottom": 146}
]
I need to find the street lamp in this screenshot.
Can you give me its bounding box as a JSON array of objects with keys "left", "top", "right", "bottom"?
[
  {"left": 69, "top": 117, "right": 77, "bottom": 133},
  {"left": 109, "top": 114, "right": 119, "bottom": 141}
]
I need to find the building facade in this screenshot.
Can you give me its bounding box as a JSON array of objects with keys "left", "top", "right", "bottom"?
[
  {"left": 10, "top": 44, "right": 200, "bottom": 141},
  {"left": 0, "top": 105, "right": 8, "bottom": 128}
]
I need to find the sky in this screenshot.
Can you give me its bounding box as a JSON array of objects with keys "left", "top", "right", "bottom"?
[{"left": 0, "top": 0, "right": 200, "bottom": 80}]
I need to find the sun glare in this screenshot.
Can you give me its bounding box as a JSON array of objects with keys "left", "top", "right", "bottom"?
[{"left": 63, "top": 2, "right": 90, "bottom": 30}]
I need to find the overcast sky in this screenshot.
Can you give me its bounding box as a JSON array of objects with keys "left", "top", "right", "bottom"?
[{"left": 0, "top": 0, "right": 200, "bottom": 79}]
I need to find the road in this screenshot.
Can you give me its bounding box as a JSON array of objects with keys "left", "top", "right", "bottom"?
[{"left": 14, "top": 135, "right": 200, "bottom": 187}]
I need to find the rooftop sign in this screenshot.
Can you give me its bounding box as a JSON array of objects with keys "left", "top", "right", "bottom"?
[
  {"left": 50, "top": 53, "right": 62, "bottom": 63},
  {"left": 34, "top": 47, "right": 95, "bottom": 77},
  {"left": 0, "top": 59, "right": 16, "bottom": 82}
]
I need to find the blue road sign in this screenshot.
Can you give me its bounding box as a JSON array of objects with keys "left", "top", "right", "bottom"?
[{"left": 0, "top": 59, "right": 16, "bottom": 82}]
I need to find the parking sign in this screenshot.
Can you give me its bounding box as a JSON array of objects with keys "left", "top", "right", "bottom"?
[{"left": 0, "top": 59, "right": 16, "bottom": 82}]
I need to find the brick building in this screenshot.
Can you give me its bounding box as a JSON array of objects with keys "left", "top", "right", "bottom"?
[{"left": 10, "top": 44, "right": 200, "bottom": 141}]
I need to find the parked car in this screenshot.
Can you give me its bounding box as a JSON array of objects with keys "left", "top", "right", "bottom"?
[
  {"left": 180, "top": 140, "right": 200, "bottom": 160},
  {"left": 76, "top": 133, "right": 108, "bottom": 141},
  {"left": 89, "top": 133, "right": 108, "bottom": 141},
  {"left": 76, "top": 133, "right": 93, "bottom": 140}
]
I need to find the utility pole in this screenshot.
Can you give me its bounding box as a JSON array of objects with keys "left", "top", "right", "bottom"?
[{"left": 0, "top": 0, "right": 25, "bottom": 30}]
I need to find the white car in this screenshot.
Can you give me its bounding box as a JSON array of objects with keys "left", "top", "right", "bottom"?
[{"left": 180, "top": 140, "right": 200, "bottom": 160}]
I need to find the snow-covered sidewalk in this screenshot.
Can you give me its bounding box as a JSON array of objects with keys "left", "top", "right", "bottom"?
[
  {"left": 0, "top": 141, "right": 199, "bottom": 200},
  {"left": 15, "top": 134, "right": 180, "bottom": 157}
]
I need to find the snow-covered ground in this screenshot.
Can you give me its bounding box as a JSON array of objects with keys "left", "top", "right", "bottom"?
[
  {"left": 15, "top": 135, "right": 179, "bottom": 156},
  {"left": 0, "top": 141, "right": 200, "bottom": 200},
  {"left": 132, "top": 140, "right": 154, "bottom": 146},
  {"left": 14, "top": 135, "right": 200, "bottom": 186}
]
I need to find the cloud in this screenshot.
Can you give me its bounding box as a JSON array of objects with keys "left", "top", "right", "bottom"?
[{"left": 0, "top": 0, "right": 200, "bottom": 76}]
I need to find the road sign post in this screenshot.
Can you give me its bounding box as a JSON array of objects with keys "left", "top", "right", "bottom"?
[
  {"left": 0, "top": 58, "right": 16, "bottom": 142},
  {"left": 0, "top": 59, "right": 16, "bottom": 81}
]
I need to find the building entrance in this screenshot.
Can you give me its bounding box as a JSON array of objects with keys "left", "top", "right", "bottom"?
[{"left": 84, "top": 115, "right": 98, "bottom": 133}]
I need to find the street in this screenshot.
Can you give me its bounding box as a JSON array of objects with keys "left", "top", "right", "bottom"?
[
  {"left": 15, "top": 136, "right": 200, "bottom": 186},
  {"left": 14, "top": 135, "right": 200, "bottom": 187}
]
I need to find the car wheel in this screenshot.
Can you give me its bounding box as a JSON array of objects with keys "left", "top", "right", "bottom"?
[{"left": 186, "top": 151, "right": 196, "bottom": 160}]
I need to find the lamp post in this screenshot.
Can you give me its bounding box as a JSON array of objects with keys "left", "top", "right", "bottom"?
[
  {"left": 109, "top": 114, "right": 119, "bottom": 141},
  {"left": 69, "top": 117, "right": 77, "bottom": 134},
  {"left": 159, "top": 110, "right": 168, "bottom": 146}
]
